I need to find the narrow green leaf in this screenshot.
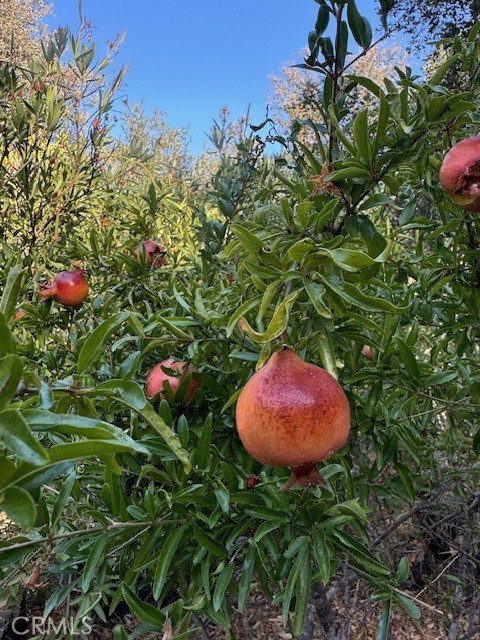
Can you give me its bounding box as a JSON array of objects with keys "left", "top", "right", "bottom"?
[
  {"left": 153, "top": 526, "right": 186, "bottom": 600},
  {"left": 313, "top": 531, "right": 331, "bottom": 584},
  {"left": 373, "top": 94, "right": 390, "bottom": 155},
  {"left": 329, "top": 248, "right": 376, "bottom": 270},
  {"left": 238, "top": 543, "right": 256, "bottom": 612},
  {"left": 195, "top": 412, "right": 212, "bottom": 470},
  {"left": 77, "top": 312, "right": 128, "bottom": 374},
  {"left": 94, "top": 379, "right": 147, "bottom": 412},
  {"left": 0, "top": 265, "right": 25, "bottom": 322},
  {"left": 472, "top": 428, "right": 480, "bottom": 454},
  {"left": 331, "top": 530, "right": 390, "bottom": 577},
  {"left": 258, "top": 280, "right": 282, "bottom": 320},
  {"left": 394, "top": 338, "right": 419, "bottom": 382},
  {"left": 423, "top": 371, "right": 457, "bottom": 387},
  {"left": 338, "top": 20, "right": 349, "bottom": 69},
  {"left": 292, "top": 548, "right": 312, "bottom": 637},
  {"left": 2, "top": 461, "right": 74, "bottom": 493},
  {"left": 355, "top": 214, "right": 388, "bottom": 257},
  {"left": 322, "top": 276, "right": 410, "bottom": 314},
  {"left": 140, "top": 403, "right": 191, "bottom": 472},
  {"left": 25, "top": 409, "right": 138, "bottom": 441},
  {"left": 348, "top": 75, "right": 384, "bottom": 99},
  {"left": 155, "top": 315, "right": 193, "bottom": 340},
  {"left": 395, "top": 557, "right": 410, "bottom": 584},
  {"left": 358, "top": 194, "right": 392, "bottom": 213},
  {"left": 394, "top": 461, "right": 416, "bottom": 500},
  {"left": 314, "top": 3, "right": 330, "bottom": 36},
  {"left": 325, "top": 499, "right": 367, "bottom": 523},
  {"left": 47, "top": 440, "right": 147, "bottom": 462},
  {"left": 51, "top": 470, "right": 76, "bottom": 525},
  {"left": 285, "top": 536, "right": 310, "bottom": 559},
  {"left": 0, "top": 486, "right": 36, "bottom": 527},
  {"left": 376, "top": 600, "right": 392, "bottom": 640},
  {"left": 0, "top": 313, "right": 16, "bottom": 356},
  {"left": 305, "top": 282, "right": 332, "bottom": 318},
  {"left": 112, "top": 626, "right": 129, "bottom": 640},
  {"left": 238, "top": 290, "right": 300, "bottom": 344},
  {"left": 121, "top": 584, "right": 165, "bottom": 628},
  {"left": 226, "top": 296, "right": 262, "bottom": 338},
  {"left": 192, "top": 524, "right": 228, "bottom": 558},
  {"left": 254, "top": 520, "right": 285, "bottom": 543},
  {"left": 327, "top": 166, "right": 369, "bottom": 181},
  {"left": 362, "top": 16, "right": 373, "bottom": 48},
  {"left": 0, "top": 409, "right": 49, "bottom": 465},
  {"left": 429, "top": 54, "right": 461, "bottom": 86},
  {"left": 213, "top": 564, "right": 234, "bottom": 611},
  {"left": 231, "top": 224, "right": 264, "bottom": 254},
  {"left": 327, "top": 105, "right": 358, "bottom": 154},
  {"left": 221, "top": 388, "right": 242, "bottom": 413},
  {"left": 0, "top": 354, "right": 22, "bottom": 411},
  {"left": 347, "top": 0, "right": 368, "bottom": 47},
  {"left": 81, "top": 534, "right": 107, "bottom": 592},
  {"left": 352, "top": 109, "right": 370, "bottom": 163},
  {"left": 281, "top": 541, "right": 309, "bottom": 623},
  {"left": 395, "top": 593, "right": 421, "bottom": 620}
]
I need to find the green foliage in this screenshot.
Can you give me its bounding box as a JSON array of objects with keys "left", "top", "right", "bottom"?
[{"left": 1, "top": 2, "right": 480, "bottom": 638}]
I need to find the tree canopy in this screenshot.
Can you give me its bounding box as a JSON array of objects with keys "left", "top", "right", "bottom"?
[{"left": 389, "top": 0, "right": 480, "bottom": 46}]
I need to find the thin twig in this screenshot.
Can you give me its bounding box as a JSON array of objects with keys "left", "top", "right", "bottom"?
[
  {"left": 372, "top": 484, "right": 451, "bottom": 549},
  {"left": 0, "top": 517, "right": 183, "bottom": 554},
  {"left": 391, "top": 587, "right": 447, "bottom": 616},
  {"left": 417, "top": 553, "right": 460, "bottom": 599}
]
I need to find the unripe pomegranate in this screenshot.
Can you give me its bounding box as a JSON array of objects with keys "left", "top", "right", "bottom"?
[
  {"left": 38, "top": 270, "right": 89, "bottom": 307},
  {"left": 439, "top": 137, "right": 480, "bottom": 211},
  {"left": 146, "top": 357, "right": 200, "bottom": 403},
  {"left": 235, "top": 348, "right": 350, "bottom": 488},
  {"left": 361, "top": 345, "right": 374, "bottom": 362},
  {"left": 135, "top": 240, "right": 167, "bottom": 268}
]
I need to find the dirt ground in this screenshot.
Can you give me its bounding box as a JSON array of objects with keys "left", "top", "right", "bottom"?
[{"left": 186, "top": 585, "right": 449, "bottom": 640}]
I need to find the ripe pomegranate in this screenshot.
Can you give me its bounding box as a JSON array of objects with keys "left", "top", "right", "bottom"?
[
  {"left": 135, "top": 240, "right": 167, "bottom": 268},
  {"left": 361, "top": 345, "right": 374, "bottom": 362},
  {"left": 439, "top": 136, "right": 480, "bottom": 211},
  {"left": 38, "top": 270, "right": 89, "bottom": 307},
  {"left": 146, "top": 357, "right": 200, "bottom": 403},
  {"left": 235, "top": 348, "right": 350, "bottom": 488}
]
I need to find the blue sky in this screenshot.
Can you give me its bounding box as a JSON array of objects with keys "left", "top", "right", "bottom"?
[{"left": 48, "top": 1, "right": 380, "bottom": 153}]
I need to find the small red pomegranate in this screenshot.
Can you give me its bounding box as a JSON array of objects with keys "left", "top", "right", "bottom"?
[
  {"left": 245, "top": 475, "right": 260, "bottom": 490},
  {"left": 146, "top": 357, "right": 200, "bottom": 403},
  {"left": 235, "top": 348, "right": 350, "bottom": 488},
  {"left": 38, "top": 270, "right": 89, "bottom": 307},
  {"left": 439, "top": 136, "right": 480, "bottom": 211},
  {"left": 135, "top": 240, "right": 167, "bottom": 268}
]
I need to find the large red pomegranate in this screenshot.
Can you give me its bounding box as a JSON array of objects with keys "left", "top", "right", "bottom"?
[
  {"left": 146, "top": 357, "right": 200, "bottom": 403},
  {"left": 439, "top": 136, "right": 480, "bottom": 211},
  {"left": 38, "top": 270, "right": 89, "bottom": 307},
  {"left": 135, "top": 240, "right": 167, "bottom": 269},
  {"left": 235, "top": 348, "right": 350, "bottom": 488}
]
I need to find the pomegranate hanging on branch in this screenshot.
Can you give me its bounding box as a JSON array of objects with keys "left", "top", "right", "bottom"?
[
  {"left": 38, "top": 270, "right": 89, "bottom": 308},
  {"left": 235, "top": 347, "right": 350, "bottom": 489}
]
